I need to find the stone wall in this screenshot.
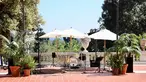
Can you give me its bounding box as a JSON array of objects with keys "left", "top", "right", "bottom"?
[
  {"left": 31, "top": 52, "right": 110, "bottom": 66},
  {"left": 30, "top": 51, "right": 146, "bottom": 66}
]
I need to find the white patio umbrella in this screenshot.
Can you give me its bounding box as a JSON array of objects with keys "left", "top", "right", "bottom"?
[
  {"left": 89, "top": 28, "right": 118, "bottom": 69},
  {"left": 39, "top": 29, "right": 66, "bottom": 51},
  {"left": 63, "top": 27, "right": 89, "bottom": 50},
  {"left": 89, "top": 28, "right": 118, "bottom": 48},
  {"left": 89, "top": 28, "right": 117, "bottom": 40}
]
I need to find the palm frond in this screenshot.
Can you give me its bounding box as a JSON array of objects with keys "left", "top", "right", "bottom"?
[
  {"left": 0, "top": 34, "right": 10, "bottom": 44},
  {"left": 131, "top": 49, "right": 142, "bottom": 56},
  {"left": 132, "top": 46, "right": 141, "bottom": 51},
  {"left": 121, "top": 46, "right": 130, "bottom": 53}
]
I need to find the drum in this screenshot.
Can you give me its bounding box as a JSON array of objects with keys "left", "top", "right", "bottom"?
[{"left": 70, "top": 57, "right": 78, "bottom": 67}]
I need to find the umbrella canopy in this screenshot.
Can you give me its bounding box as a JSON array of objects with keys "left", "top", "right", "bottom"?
[
  {"left": 39, "top": 29, "right": 66, "bottom": 38},
  {"left": 39, "top": 29, "right": 66, "bottom": 51},
  {"left": 63, "top": 27, "right": 89, "bottom": 38},
  {"left": 89, "top": 29, "right": 118, "bottom": 40}
]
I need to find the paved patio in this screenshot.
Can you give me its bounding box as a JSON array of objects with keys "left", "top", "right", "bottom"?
[{"left": 0, "top": 65, "right": 146, "bottom": 82}]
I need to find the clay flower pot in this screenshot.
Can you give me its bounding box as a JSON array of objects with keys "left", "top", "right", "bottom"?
[
  {"left": 112, "top": 68, "right": 119, "bottom": 75},
  {"left": 24, "top": 69, "right": 31, "bottom": 76},
  {"left": 121, "top": 64, "right": 128, "bottom": 74},
  {"left": 10, "top": 66, "right": 20, "bottom": 77}
]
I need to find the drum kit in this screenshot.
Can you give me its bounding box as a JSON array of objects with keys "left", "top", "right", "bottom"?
[{"left": 50, "top": 52, "right": 87, "bottom": 73}]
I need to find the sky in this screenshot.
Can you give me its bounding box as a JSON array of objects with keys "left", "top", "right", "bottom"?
[{"left": 38, "top": 0, "right": 104, "bottom": 34}]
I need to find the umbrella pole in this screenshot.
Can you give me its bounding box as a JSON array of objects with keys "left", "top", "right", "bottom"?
[
  {"left": 56, "top": 37, "right": 58, "bottom": 52},
  {"left": 70, "top": 36, "right": 72, "bottom": 51},
  {"left": 103, "top": 40, "right": 106, "bottom": 70},
  {"left": 95, "top": 39, "right": 97, "bottom": 58},
  {"left": 104, "top": 40, "right": 106, "bottom": 49}
]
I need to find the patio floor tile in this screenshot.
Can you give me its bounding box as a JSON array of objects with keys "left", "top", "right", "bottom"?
[{"left": 0, "top": 65, "right": 146, "bottom": 82}]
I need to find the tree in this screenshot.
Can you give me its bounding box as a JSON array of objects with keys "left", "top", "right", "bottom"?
[
  {"left": 0, "top": 0, "right": 44, "bottom": 31},
  {"left": 0, "top": 0, "right": 44, "bottom": 74},
  {"left": 63, "top": 38, "right": 82, "bottom": 52},
  {"left": 33, "top": 28, "right": 47, "bottom": 53},
  {"left": 99, "top": 0, "right": 146, "bottom": 35},
  {"left": 71, "top": 39, "right": 82, "bottom": 52},
  {"left": 0, "top": 0, "right": 45, "bottom": 49}
]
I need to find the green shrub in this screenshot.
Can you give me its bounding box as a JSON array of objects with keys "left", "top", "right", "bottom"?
[{"left": 21, "top": 55, "right": 36, "bottom": 70}]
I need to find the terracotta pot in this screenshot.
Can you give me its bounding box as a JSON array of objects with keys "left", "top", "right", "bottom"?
[
  {"left": 121, "top": 64, "right": 128, "bottom": 74},
  {"left": 10, "top": 66, "right": 20, "bottom": 77},
  {"left": 24, "top": 69, "right": 31, "bottom": 76},
  {"left": 112, "top": 68, "right": 119, "bottom": 75}
]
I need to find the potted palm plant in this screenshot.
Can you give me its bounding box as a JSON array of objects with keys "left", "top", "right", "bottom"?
[
  {"left": 107, "top": 33, "right": 141, "bottom": 74},
  {"left": 119, "top": 33, "right": 141, "bottom": 73},
  {"left": 0, "top": 34, "right": 23, "bottom": 77},
  {"left": 21, "top": 55, "right": 36, "bottom": 76},
  {"left": 107, "top": 45, "right": 125, "bottom": 75}
]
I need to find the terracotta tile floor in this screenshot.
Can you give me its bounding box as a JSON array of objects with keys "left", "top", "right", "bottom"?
[
  {"left": 0, "top": 72, "right": 146, "bottom": 82},
  {"left": 0, "top": 65, "right": 146, "bottom": 82}
]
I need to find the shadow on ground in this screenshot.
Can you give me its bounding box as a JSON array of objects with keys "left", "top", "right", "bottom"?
[
  {"left": 85, "top": 72, "right": 131, "bottom": 77},
  {"left": 33, "top": 68, "right": 63, "bottom": 74},
  {"left": 83, "top": 72, "right": 113, "bottom": 77},
  {"left": 0, "top": 74, "right": 12, "bottom": 78}
]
